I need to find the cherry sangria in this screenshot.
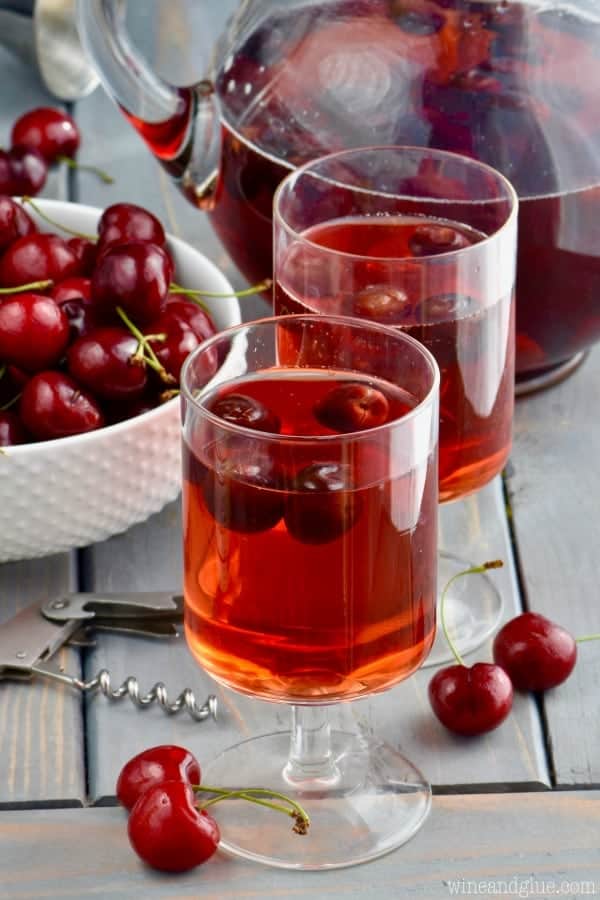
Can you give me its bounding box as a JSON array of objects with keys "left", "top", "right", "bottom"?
[
  {"left": 179, "top": 315, "right": 439, "bottom": 867},
  {"left": 182, "top": 317, "right": 439, "bottom": 704},
  {"left": 274, "top": 147, "right": 517, "bottom": 504}
]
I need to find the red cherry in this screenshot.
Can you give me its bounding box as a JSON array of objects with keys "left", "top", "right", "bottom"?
[
  {"left": 492, "top": 612, "right": 577, "bottom": 692},
  {"left": 20, "top": 371, "right": 104, "bottom": 440},
  {"left": 116, "top": 744, "right": 201, "bottom": 811},
  {"left": 314, "top": 382, "right": 390, "bottom": 433},
  {"left": 409, "top": 224, "right": 471, "bottom": 257},
  {"left": 0, "top": 197, "right": 37, "bottom": 252},
  {"left": 67, "top": 327, "right": 148, "bottom": 400},
  {"left": 284, "top": 462, "right": 363, "bottom": 545},
  {"left": 148, "top": 323, "right": 200, "bottom": 382},
  {"left": 0, "top": 410, "right": 29, "bottom": 446},
  {"left": 7, "top": 145, "right": 48, "bottom": 195},
  {"left": 127, "top": 781, "right": 220, "bottom": 873},
  {"left": 0, "top": 233, "right": 79, "bottom": 287},
  {"left": 210, "top": 392, "right": 281, "bottom": 433},
  {"left": 97, "top": 203, "right": 166, "bottom": 254},
  {"left": 0, "top": 293, "right": 69, "bottom": 372},
  {"left": 91, "top": 241, "right": 171, "bottom": 325},
  {"left": 159, "top": 294, "right": 217, "bottom": 340},
  {"left": 412, "top": 292, "right": 476, "bottom": 324},
  {"left": 51, "top": 277, "right": 95, "bottom": 340},
  {"left": 352, "top": 286, "right": 411, "bottom": 323},
  {"left": 428, "top": 662, "right": 514, "bottom": 736},
  {"left": 202, "top": 458, "right": 285, "bottom": 533},
  {"left": 11, "top": 107, "right": 80, "bottom": 163},
  {"left": 145, "top": 296, "right": 217, "bottom": 381},
  {"left": 67, "top": 237, "right": 97, "bottom": 276},
  {"left": 51, "top": 277, "right": 92, "bottom": 304}
]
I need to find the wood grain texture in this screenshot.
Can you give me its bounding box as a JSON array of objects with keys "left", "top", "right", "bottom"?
[
  {"left": 507, "top": 349, "right": 600, "bottom": 787},
  {"left": 1, "top": 791, "right": 598, "bottom": 898},
  {"left": 0, "top": 555, "right": 85, "bottom": 808},
  {"left": 0, "top": 51, "right": 85, "bottom": 808}
]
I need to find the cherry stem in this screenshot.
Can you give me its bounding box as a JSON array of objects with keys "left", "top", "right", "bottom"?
[
  {"left": 575, "top": 634, "right": 600, "bottom": 643},
  {"left": 56, "top": 155, "right": 114, "bottom": 185},
  {"left": 193, "top": 784, "right": 310, "bottom": 835},
  {"left": 0, "top": 279, "right": 53, "bottom": 295},
  {"left": 440, "top": 560, "right": 504, "bottom": 667},
  {"left": 115, "top": 306, "right": 176, "bottom": 385},
  {"left": 169, "top": 278, "right": 272, "bottom": 302},
  {"left": 159, "top": 388, "right": 180, "bottom": 403},
  {"left": 21, "top": 196, "right": 97, "bottom": 241},
  {"left": 0, "top": 391, "right": 21, "bottom": 412}
]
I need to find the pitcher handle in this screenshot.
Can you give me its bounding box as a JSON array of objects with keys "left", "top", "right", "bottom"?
[{"left": 76, "top": 0, "right": 222, "bottom": 209}]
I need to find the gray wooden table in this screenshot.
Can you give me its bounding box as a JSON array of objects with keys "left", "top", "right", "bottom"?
[{"left": 0, "top": 32, "right": 599, "bottom": 900}]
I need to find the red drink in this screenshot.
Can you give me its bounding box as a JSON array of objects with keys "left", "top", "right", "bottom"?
[
  {"left": 152, "top": 0, "right": 590, "bottom": 383},
  {"left": 182, "top": 368, "right": 437, "bottom": 703},
  {"left": 274, "top": 215, "right": 514, "bottom": 502},
  {"left": 120, "top": 2, "right": 600, "bottom": 379}
]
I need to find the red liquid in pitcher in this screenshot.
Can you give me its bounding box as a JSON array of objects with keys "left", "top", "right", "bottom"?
[
  {"left": 274, "top": 215, "right": 514, "bottom": 502},
  {"left": 182, "top": 369, "right": 437, "bottom": 703},
  {"left": 123, "top": 1, "right": 600, "bottom": 377}
]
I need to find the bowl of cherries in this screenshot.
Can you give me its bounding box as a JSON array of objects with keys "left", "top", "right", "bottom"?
[{"left": 0, "top": 196, "right": 241, "bottom": 562}]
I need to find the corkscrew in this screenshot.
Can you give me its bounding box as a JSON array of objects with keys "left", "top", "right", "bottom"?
[{"left": 0, "top": 593, "right": 217, "bottom": 723}]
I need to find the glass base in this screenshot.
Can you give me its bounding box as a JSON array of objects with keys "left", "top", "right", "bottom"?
[
  {"left": 515, "top": 351, "right": 587, "bottom": 397},
  {"left": 423, "top": 552, "right": 503, "bottom": 668},
  {"left": 202, "top": 730, "right": 431, "bottom": 870}
]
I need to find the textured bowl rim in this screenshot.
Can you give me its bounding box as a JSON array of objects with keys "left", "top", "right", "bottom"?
[{"left": 5, "top": 198, "right": 240, "bottom": 457}]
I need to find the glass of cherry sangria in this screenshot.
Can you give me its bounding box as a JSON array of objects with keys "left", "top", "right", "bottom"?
[
  {"left": 181, "top": 314, "right": 439, "bottom": 868},
  {"left": 274, "top": 146, "right": 518, "bottom": 665}
]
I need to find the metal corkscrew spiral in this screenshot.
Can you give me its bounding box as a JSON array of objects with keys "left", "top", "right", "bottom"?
[{"left": 31, "top": 664, "right": 218, "bottom": 722}]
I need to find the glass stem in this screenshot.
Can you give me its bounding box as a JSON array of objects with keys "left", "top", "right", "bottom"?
[{"left": 284, "top": 705, "right": 340, "bottom": 787}]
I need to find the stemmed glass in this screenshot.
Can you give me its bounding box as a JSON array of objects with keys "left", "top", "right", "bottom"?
[
  {"left": 181, "top": 314, "right": 439, "bottom": 869},
  {"left": 273, "top": 146, "right": 518, "bottom": 665}
]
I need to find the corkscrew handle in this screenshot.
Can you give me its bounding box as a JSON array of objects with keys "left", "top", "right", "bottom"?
[{"left": 31, "top": 662, "right": 218, "bottom": 723}]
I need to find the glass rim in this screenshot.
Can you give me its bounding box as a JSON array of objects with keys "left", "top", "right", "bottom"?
[
  {"left": 273, "top": 144, "right": 519, "bottom": 264},
  {"left": 180, "top": 313, "right": 440, "bottom": 443}
]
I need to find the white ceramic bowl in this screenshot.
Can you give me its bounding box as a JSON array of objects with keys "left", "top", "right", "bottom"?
[{"left": 0, "top": 199, "right": 241, "bottom": 562}]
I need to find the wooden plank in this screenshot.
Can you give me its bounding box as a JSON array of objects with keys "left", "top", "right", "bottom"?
[
  {"left": 0, "top": 555, "right": 85, "bottom": 808},
  {"left": 507, "top": 349, "right": 600, "bottom": 787},
  {"left": 0, "top": 49, "right": 85, "bottom": 808},
  {"left": 0, "top": 791, "right": 598, "bottom": 898}
]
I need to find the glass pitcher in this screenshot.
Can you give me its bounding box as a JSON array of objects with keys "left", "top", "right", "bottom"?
[{"left": 78, "top": 0, "right": 600, "bottom": 392}]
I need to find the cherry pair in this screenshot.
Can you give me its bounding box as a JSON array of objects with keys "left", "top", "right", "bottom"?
[
  {"left": 116, "top": 744, "right": 309, "bottom": 873},
  {"left": 428, "top": 563, "right": 584, "bottom": 736},
  {"left": 0, "top": 107, "right": 80, "bottom": 196}
]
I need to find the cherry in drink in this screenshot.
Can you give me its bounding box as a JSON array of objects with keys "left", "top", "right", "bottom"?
[
  {"left": 275, "top": 213, "right": 514, "bottom": 502},
  {"left": 182, "top": 357, "right": 437, "bottom": 704},
  {"left": 177, "top": 316, "right": 439, "bottom": 866}
]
